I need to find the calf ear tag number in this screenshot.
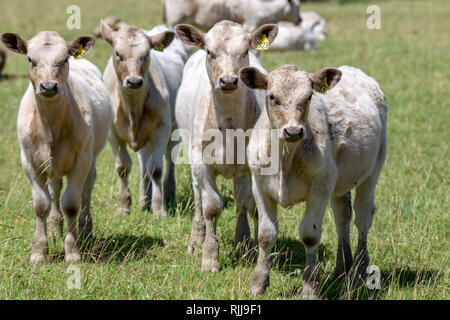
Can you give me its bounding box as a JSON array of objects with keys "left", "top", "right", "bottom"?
[
  {"left": 256, "top": 34, "right": 270, "bottom": 50},
  {"left": 74, "top": 44, "right": 86, "bottom": 60},
  {"left": 315, "top": 76, "right": 329, "bottom": 94}
]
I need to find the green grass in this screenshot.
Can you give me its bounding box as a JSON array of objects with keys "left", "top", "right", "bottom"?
[{"left": 0, "top": 0, "right": 448, "bottom": 299}]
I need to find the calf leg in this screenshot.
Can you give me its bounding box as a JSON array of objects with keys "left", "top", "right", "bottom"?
[
  {"left": 110, "top": 134, "right": 132, "bottom": 215},
  {"left": 137, "top": 145, "right": 152, "bottom": 210},
  {"left": 250, "top": 181, "right": 278, "bottom": 295},
  {"left": 148, "top": 152, "right": 166, "bottom": 217},
  {"left": 354, "top": 142, "right": 385, "bottom": 279},
  {"left": 78, "top": 164, "right": 96, "bottom": 237},
  {"left": 28, "top": 174, "right": 51, "bottom": 265},
  {"left": 187, "top": 175, "right": 205, "bottom": 253},
  {"left": 353, "top": 178, "right": 376, "bottom": 279},
  {"left": 299, "top": 185, "right": 331, "bottom": 299},
  {"left": 62, "top": 157, "right": 91, "bottom": 262},
  {"left": 330, "top": 192, "right": 353, "bottom": 277},
  {"left": 233, "top": 175, "right": 251, "bottom": 250},
  {"left": 200, "top": 170, "right": 223, "bottom": 272},
  {"left": 163, "top": 139, "right": 177, "bottom": 210},
  {"left": 247, "top": 192, "right": 259, "bottom": 248},
  {"left": 48, "top": 178, "right": 63, "bottom": 239}
]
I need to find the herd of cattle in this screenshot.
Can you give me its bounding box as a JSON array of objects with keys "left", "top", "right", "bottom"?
[{"left": 0, "top": 0, "right": 387, "bottom": 299}]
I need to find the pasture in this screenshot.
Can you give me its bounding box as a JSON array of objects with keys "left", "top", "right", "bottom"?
[{"left": 0, "top": 0, "right": 448, "bottom": 299}]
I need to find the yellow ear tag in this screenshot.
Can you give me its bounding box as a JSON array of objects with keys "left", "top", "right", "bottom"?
[
  {"left": 256, "top": 34, "right": 270, "bottom": 51},
  {"left": 74, "top": 44, "right": 86, "bottom": 60},
  {"left": 155, "top": 43, "right": 165, "bottom": 52},
  {"left": 315, "top": 76, "right": 329, "bottom": 94},
  {"left": 113, "top": 22, "right": 120, "bottom": 30}
]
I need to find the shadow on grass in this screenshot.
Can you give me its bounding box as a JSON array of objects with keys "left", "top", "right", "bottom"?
[
  {"left": 0, "top": 73, "right": 29, "bottom": 81},
  {"left": 272, "top": 236, "right": 332, "bottom": 274},
  {"left": 221, "top": 236, "right": 441, "bottom": 299},
  {"left": 320, "top": 267, "right": 441, "bottom": 300},
  {"left": 49, "top": 233, "right": 164, "bottom": 264}
]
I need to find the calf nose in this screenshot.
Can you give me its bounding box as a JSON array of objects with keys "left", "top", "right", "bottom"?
[
  {"left": 126, "top": 77, "right": 144, "bottom": 89},
  {"left": 284, "top": 126, "right": 304, "bottom": 141},
  {"left": 39, "top": 82, "right": 58, "bottom": 95},
  {"left": 219, "top": 76, "right": 239, "bottom": 91}
]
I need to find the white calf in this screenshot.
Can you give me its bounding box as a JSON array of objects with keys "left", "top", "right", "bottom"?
[
  {"left": 1, "top": 31, "right": 111, "bottom": 263},
  {"left": 240, "top": 64, "right": 387, "bottom": 298}
]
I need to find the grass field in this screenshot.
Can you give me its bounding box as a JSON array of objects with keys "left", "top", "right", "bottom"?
[{"left": 0, "top": 0, "right": 448, "bottom": 299}]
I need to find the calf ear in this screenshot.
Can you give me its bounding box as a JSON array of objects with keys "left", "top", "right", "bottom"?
[
  {"left": 249, "top": 24, "right": 278, "bottom": 50},
  {"left": 310, "top": 67, "right": 342, "bottom": 94},
  {"left": 175, "top": 24, "right": 204, "bottom": 49},
  {"left": 68, "top": 36, "right": 96, "bottom": 59},
  {"left": 148, "top": 31, "right": 175, "bottom": 52},
  {"left": 100, "top": 20, "right": 114, "bottom": 46},
  {"left": 1, "top": 33, "right": 27, "bottom": 54},
  {"left": 239, "top": 67, "right": 268, "bottom": 90}
]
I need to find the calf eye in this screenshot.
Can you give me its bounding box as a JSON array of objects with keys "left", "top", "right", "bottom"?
[
  {"left": 206, "top": 49, "right": 216, "bottom": 59},
  {"left": 64, "top": 56, "right": 69, "bottom": 63},
  {"left": 115, "top": 51, "right": 122, "bottom": 61},
  {"left": 27, "top": 56, "right": 36, "bottom": 66},
  {"left": 269, "top": 94, "right": 275, "bottom": 100}
]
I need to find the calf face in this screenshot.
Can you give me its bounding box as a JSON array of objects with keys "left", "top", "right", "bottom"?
[
  {"left": 101, "top": 22, "right": 174, "bottom": 92},
  {"left": 175, "top": 21, "right": 277, "bottom": 94},
  {"left": 1, "top": 31, "right": 95, "bottom": 98},
  {"left": 240, "top": 64, "right": 341, "bottom": 142}
]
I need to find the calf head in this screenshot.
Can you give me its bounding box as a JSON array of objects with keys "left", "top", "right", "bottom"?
[
  {"left": 240, "top": 64, "right": 341, "bottom": 143},
  {"left": 101, "top": 22, "right": 175, "bottom": 92},
  {"left": 1, "top": 31, "right": 95, "bottom": 99},
  {"left": 175, "top": 21, "right": 277, "bottom": 94},
  {"left": 283, "top": 0, "right": 302, "bottom": 25}
]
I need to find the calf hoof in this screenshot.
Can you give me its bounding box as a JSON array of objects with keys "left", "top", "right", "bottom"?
[
  {"left": 300, "top": 282, "right": 320, "bottom": 300},
  {"left": 65, "top": 252, "right": 81, "bottom": 263},
  {"left": 116, "top": 206, "right": 131, "bottom": 216},
  {"left": 250, "top": 266, "right": 269, "bottom": 295},
  {"left": 354, "top": 253, "right": 370, "bottom": 280},
  {"left": 29, "top": 253, "right": 46, "bottom": 265},
  {"left": 153, "top": 209, "right": 168, "bottom": 218},
  {"left": 201, "top": 261, "right": 220, "bottom": 273}
]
